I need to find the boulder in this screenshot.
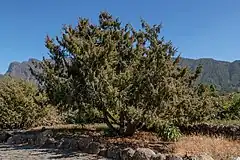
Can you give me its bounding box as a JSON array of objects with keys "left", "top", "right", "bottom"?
[
  {"left": 86, "top": 142, "right": 101, "bottom": 154},
  {"left": 132, "top": 148, "right": 156, "bottom": 160},
  {"left": 166, "top": 155, "right": 183, "bottom": 160},
  {"left": 98, "top": 149, "right": 107, "bottom": 157},
  {"left": 106, "top": 146, "right": 121, "bottom": 160},
  {"left": 120, "top": 148, "right": 135, "bottom": 160},
  {"left": 69, "top": 139, "right": 79, "bottom": 150},
  {"left": 151, "top": 153, "right": 166, "bottom": 160},
  {"left": 41, "top": 137, "right": 57, "bottom": 148},
  {"left": 35, "top": 130, "right": 53, "bottom": 146},
  {"left": 196, "top": 154, "right": 214, "bottom": 160},
  {"left": 26, "top": 134, "right": 37, "bottom": 145},
  {"left": 7, "top": 134, "right": 24, "bottom": 145},
  {"left": 0, "top": 131, "right": 11, "bottom": 143},
  {"left": 57, "top": 138, "right": 72, "bottom": 150},
  {"left": 77, "top": 136, "right": 93, "bottom": 151},
  {"left": 183, "top": 156, "right": 198, "bottom": 160}
]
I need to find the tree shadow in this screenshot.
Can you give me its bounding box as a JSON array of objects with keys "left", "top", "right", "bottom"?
[{"left": 0, "top": 144, "right": 103, "bottom": 159}]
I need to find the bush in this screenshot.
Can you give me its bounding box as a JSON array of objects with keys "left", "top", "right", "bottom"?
[
  {"left": 217, "top": 93, "right": 240, "bottom": 120},
  {"left": 0, "top": 76, "right": 55, "bottom": 129},
  {"left": 156, "top": 123, "right": 182, "bottom": 142}
]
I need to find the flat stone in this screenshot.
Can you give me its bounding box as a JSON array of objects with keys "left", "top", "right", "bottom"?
[
  {"left": 132, "top": 148, "right": 156, "bottom": 160},
  {"left": 86, "top": 142, "right": 101, "bottom": 154},
  {"left": 120, "top": 147, "right": 135, "bottom": 160},
  {"left": 151, "top": 153, "right": 166, "bottom": 160},
  {"left": 106, "top": 146, "right": 121, "bottom": 160},
  {"left": 166, "top": 155, "right": 183, "bottom": 160}
]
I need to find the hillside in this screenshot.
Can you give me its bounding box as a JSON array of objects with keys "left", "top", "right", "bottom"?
[
  {"left": 179, "top": 58, "right": 239, "bottom": 92},
  {"left": 2, "top": 57, "right": 240, "bottom": 92}
]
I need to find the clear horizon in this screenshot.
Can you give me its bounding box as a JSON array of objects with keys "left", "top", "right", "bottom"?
[{"left": 1, "top": 0, "right": 240, "bottom": 74}]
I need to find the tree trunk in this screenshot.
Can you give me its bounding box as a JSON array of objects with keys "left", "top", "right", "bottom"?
[
  {"left": 119, "top": 110, "right": 126, "bottom": 135},
  {"left": 123, "top": 121, "right": 138, "bottom": 136},
  {"left": 102, "top": 109, "right": 119, "bottom": 135}
]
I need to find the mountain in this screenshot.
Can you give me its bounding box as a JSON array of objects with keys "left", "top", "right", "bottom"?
[
  {"left": 4, "top": 58, "right": 41, "bottom": 83},
  {"left": 179, "top": 58, "right": 239, "bottom": 92},
  {"left": 3, "top": 57, "right": 240, "bottom": 92}
]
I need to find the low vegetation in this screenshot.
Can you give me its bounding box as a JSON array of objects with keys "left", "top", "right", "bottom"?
[{"left": 0, "top": 76, "right": 63, "bottom": 129}]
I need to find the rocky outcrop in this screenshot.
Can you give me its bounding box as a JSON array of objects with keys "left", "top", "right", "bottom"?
[{"left": 5, "top": 58, "right": 41, "bottom": 83}]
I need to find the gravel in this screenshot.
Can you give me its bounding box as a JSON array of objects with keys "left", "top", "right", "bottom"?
[{"left": 0, "top": 144, "right": 109, "bottom": 160}]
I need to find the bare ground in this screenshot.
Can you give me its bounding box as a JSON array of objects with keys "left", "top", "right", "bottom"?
[{"left": 0, "top": 144, "right": 109, "bottom": 160}]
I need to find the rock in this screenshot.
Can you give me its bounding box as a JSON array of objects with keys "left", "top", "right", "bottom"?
[
  {"left": 86, "top": 142, "right": 101, "bottom": 154},
  {"left": 6, "top": 137, "right": 14, "bottom": 145},
  {"left": 232, "top": 157, "right": 240, "bottom": 160},
  {"left": 196, "top": 154, "right": 214, "bottom": 160},
  {"left": 57, "top": 138, "right": 72, "bottom": 150},
  {"left": 183, "top": 154, "right": 214, "bottom": 160},
  {"left": 166, "top": 155, "right": 183, "bottom": 160},
  {"left": 35, "top": 130, "right": 53, "bottom": 146},
  {"left": 106, "top": 146, "right": 121, "bottom": 160},
  {"left": 69, "top": 139, "right": 79, "bottom": 150},
  {"left": 7, "top": 134, "right": 24, "bottom": 145},
  {"left": 26, "top": 134, "right": 37, "bottom": 145},
  {"left": 98, "top": 149, "right": 107, "bottom": 157},
  {"left": 132, "top": 148, "right": 156, "bottom": 160},
  {"left": 57, "top": 137, "right": 83, "bottom": 150},
  {"left": 0, "top": 131, "right": 11, "bottom": 143},
  {"left": 151, "top": 153, "right": 166, "bottom": 160},
  {"left": 77, "top": 137, "right": 93, "bottom": 151},
  {"left": 41, "top": 138, "right": 57, "bottom": 148},
  {"left": 120, "top": 148, "right": 135, "bottom": 160},
  {"left": 183, "top": 156, "right": 198, "bottom": 160}
]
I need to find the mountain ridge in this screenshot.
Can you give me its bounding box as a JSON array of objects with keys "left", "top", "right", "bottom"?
[{"left": 2, "top": 57, "right": 240, "bottom": 92}]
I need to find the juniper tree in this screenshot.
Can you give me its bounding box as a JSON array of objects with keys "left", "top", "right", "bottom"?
[{"left": 35, "top": 12, "right": 217, "bottom": 136}]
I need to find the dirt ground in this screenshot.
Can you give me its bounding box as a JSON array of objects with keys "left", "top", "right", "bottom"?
[{"left": 0, "top": 144, "right": 109, "bottom": 160}]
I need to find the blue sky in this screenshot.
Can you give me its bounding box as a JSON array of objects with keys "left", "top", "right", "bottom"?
[{"left": 0, "top": 0, "right": 240, "bottom": 73}]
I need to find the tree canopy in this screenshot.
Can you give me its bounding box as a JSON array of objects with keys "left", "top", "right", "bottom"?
[{"left": 34, "top": 12, "right": 217, "bottom": 136}]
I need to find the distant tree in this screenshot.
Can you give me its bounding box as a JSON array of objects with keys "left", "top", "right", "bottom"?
[{"left": 34, "top": 12, "right": 217, "bottom": 136}]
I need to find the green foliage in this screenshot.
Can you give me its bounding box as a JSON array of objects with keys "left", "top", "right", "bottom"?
[
  {"left": 156, "top": 123, "right": 182, "bottom": 142},
  {"left": 217, "top": 93, "right": 240, "bottom": 120},
  {"left": 0, "top": 76, "right": 49, "bottom": 129},
  {"left": 35, "top": 11, "right": 217, "bottom": 136},
  {"left": 65, "top": 107, "right": 103, "bottom": 124}
]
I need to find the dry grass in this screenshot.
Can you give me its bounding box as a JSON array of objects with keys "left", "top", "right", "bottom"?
[
  {"left": 29, "top": 123, "right": 111, "bottom": 131},
  {"left": 173, "top": 135, "right": 240, "bottom": 160}
]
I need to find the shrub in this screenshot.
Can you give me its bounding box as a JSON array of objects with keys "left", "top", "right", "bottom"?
[
  {"left": 217, "top": 93, "right": 240, "bottom": 120},
  {"left": 156, "top": 123, "right": 182, "bottom": 142},
  {"left": 0, "top": 76, "right": 55, "bottom": 129}
]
